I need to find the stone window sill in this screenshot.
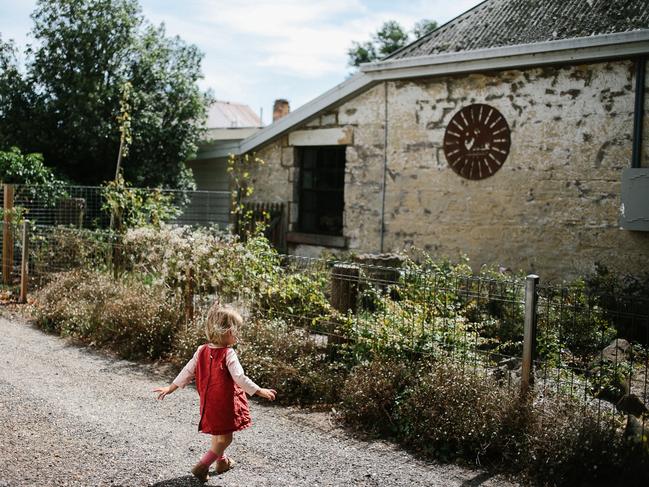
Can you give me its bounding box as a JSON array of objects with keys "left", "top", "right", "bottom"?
[{"left": 286, "top": 231, "right": 347, "bottom": 248}]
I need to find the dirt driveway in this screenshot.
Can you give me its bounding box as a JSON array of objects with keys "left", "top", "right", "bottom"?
[{"left": 0, "top": 315, "right": 518, "bottom": 486}]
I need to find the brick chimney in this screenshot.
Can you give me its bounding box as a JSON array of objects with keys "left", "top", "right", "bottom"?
[{"left": 273, "top": 99, "right": 290, "bottom": 122}]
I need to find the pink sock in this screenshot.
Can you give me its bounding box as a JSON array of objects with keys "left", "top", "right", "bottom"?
[{"left": 199, "top": 450, "right": 218, "bottom": 466}]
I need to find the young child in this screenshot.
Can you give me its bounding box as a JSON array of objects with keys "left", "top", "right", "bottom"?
[{"left": 153, "top": 304, "right": 276, "bottom": 482}]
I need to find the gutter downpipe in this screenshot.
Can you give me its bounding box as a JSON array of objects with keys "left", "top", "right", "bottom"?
[
  {"left": 380, "top": 81, "right": 388, "bottom": 253},
  {"left": 632, "top": 57, "right": 646, "bottom": 169}
]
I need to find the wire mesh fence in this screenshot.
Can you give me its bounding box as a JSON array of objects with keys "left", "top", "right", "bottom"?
[
  {"left": 2, "top": 184, "right": 231, "bottom": 229},
  {"left": 1, "top": 221, "right": 647, "bottom": 442},
  {"left": 535, "top": 282, "right": 649, "bottom": 433}
]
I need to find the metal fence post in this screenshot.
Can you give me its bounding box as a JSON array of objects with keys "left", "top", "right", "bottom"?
[
  {"left": 521, "top": 274, "right": 539, "bottom": 395},
  {"left": 19, "top": 220, "right": 29, "bottom": 303}
]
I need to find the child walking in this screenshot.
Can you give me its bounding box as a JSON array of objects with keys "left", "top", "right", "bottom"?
[{"left": 153, "top": 304, "right": 277, "bottom": 482}]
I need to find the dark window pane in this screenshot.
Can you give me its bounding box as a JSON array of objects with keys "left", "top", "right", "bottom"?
[
  {"left": 302, "top": 170, "right": 313, "bottom": 189},
  {"left": 298, "top": 146, "right": 345, "bottom": 235}
]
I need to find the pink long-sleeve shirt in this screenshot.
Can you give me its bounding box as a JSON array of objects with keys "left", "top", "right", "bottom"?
[{"left": 172, "top": 344, "right": 260, "bottom": 397}]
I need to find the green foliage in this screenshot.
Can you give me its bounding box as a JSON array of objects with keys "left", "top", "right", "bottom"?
[
  {"left": 374, "top": 21, "right": 410, "bottom": 57},
  {"left": 227, "top": 152, "right": 266, "bottom": 237},
  {"left": 0, "top": 39, "right": 32, "bottom": 148},
  {"left": 412, "top": 19, "right": 438, "bottom": 39},
  {"left": 0, "top": 0, "right": 211, "bottom": 189},
  {"left": 257, "top": 262, "right": 333, "bottom": 327},
  {"left": 538, "top": 280, "right": 616, "bottom": 362},
  {"left": 347, "top": 18, "right": 438, "bottom": 67},
  {"left": 346, "top": 41, "right": 376, "bottom": 66},
  {"left": 0, "top": 147, "right": 67, "bottom": 206},
  {"left": 116, "top": 81, "right": 133, "bottom": 164},
  {"left": 101, "top": 174, "right": 180, "bottom": 231},
  {"left": 585, "top": 263, "right": 649, "bottom": 343}
]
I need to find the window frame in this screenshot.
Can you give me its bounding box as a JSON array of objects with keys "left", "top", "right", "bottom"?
[{"left": 296, "top": 145, "right": 346, "bottom": 236}]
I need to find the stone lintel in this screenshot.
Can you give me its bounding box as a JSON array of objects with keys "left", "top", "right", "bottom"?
[{"left": 288, "top": 127, "right": 354, "bottom": 146}]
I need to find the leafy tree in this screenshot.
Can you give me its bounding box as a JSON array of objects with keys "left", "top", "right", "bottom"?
[
  {"left": 0, "top": 0, "right": 211, "bottom": 190},
  {"left": 373, "top": 21, "right": 410, "bottom": 58},
  {"left": 347, "top": 18, "right": 439, "bottom": 68},
  {"left": 412, "top": 19, "right": 438, "bottom": 39},
  {"left": 0, "top": 39, "right": 33, "bottom": 150},
  {"left": 0, "top": 147, "right": 67, "bottom": 206}
]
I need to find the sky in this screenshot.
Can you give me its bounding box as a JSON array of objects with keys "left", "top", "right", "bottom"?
[{"left": 0, "top": 0, "right": 483, "bottom": 125}]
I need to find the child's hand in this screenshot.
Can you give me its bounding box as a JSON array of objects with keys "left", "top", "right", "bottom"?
[
  {"left": 153, "top": 384, "right": 177, "bottom": 400},
  {"left": 255, "top": 388, "right": 277, "bottom": 401}
]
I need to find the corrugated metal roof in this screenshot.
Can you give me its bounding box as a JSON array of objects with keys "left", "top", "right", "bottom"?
[
  {"left": 386, "top": 0, "right": 649, "bottom": 61},
  {"left": 206, "top": 100, "right": 262, "bottom": 128}
]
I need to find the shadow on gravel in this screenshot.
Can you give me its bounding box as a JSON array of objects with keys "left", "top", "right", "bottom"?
[
  {"left": 460, "top": 471, "right": 502, "bottom": 486},
  {"left": 149, "top": 475, "right": 212, "bottom": 487}
]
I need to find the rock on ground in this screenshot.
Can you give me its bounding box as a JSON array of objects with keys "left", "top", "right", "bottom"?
[{"left": 0, "top": 314, "right": 518, "bottom": 487}]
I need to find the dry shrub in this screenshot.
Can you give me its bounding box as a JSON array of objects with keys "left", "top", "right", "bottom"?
[
  {"left": 236, "top": 318, "right": 350, "bottom": 406},
  {"left": 340, "top": 358, "right": 415, "bottom": 436},
  {"left": 34, "top": 270, "right": 183, "bottom": 360},
  {"left": 394, "top": 361, "right": 519, "bottom": 464},
  {"left": 339, "top": 355, "right": 648, "bottom": 486},
  {"left": 170, "top": 318, "right": 206, "bottom": 366},
  {"left": 525, "top": 397, "right": 649, "bottom": 486}
]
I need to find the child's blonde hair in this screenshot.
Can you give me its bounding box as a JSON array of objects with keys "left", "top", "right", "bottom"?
[{"left": 204, "top": 303, "right": 243, "bottom": 344}]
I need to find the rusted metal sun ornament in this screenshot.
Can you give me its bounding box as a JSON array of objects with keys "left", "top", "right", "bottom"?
[{"left": 443, "top": 104, "right": 511, "bottom": 180}]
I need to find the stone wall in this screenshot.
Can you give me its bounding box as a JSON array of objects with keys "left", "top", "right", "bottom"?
[{"left": 249, "top": 59, "right": 649, "bottom": 280}]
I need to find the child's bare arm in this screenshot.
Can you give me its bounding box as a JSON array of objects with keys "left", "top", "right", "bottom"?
[
  {"left": 255, "top": 388, "right": 277, "bottom": 401},
  {"left": 153, "top": 383, "right": 178, "bottom": 400}
]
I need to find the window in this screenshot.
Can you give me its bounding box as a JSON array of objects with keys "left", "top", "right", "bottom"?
[{"left": 298, "top": 146, "right": 345, "bottom": 235}]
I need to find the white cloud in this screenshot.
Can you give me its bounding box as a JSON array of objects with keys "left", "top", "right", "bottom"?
[
  {"left": 2, "top": 0, "right": 483, "bottom": 122},
  {"left": 142, "top": 0, "right": 483, "bottom": 79}
]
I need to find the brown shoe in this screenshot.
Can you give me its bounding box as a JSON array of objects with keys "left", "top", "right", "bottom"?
[
  {"left": 216, "top": 456, "right": 235, "bottom": 474},
  {"left": 191, "top": 461, "right": 210, "bottom": 482}
]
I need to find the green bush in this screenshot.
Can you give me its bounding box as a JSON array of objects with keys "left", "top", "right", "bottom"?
[
  {"left": 538, "top": 280, "right": 616, "bottom": 362},
  {"left": 0, "top": 146, "right": 67, "bottom": 206},
  {"left": 257, "top": 267, "right": 333, "bottom": 327},
  {"left": 102, "top": 174, "right": 181, "bottom": 231},
  {"left": 34, "top": 269, "right": 183, "bottom": 359}
]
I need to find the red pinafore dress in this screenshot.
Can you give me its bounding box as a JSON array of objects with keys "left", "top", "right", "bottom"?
[{"left": 194, "top": 345, "right": 252, "bottom": 435}]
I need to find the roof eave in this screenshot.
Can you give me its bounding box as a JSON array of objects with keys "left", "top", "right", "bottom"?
[
  {"left": 361, "top": 30, "right": 649, "bottom": 76},
  {"left": 238, "top": 72, "right": 373, "bottom": 155},
  {"left": 237, "top": 30, "right": 649, "bottom": 155}
]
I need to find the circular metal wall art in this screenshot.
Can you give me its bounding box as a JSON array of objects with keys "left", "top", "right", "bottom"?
[{"left": 443, "top": 104, "right": 511, "bottom": 180}]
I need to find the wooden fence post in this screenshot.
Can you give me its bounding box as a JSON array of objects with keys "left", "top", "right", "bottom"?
[
  {"left": 521, "top": 274, "right": 540, "bottom": 395},
  {"left": 3, "top": 184, "right": 14, "bottom": 286},
  {"left": 330, "top": 263, "right": 360, "bottom": 314},
  {"left": 19, "top": 220, "right": 29, "bottom": 303}
]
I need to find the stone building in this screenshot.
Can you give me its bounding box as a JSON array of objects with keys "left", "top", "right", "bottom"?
[{"left": 230, "top": 0, "right": 649, "bottom": 279}]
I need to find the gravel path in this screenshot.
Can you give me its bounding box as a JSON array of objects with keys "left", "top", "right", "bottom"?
[{"left": 0, "top": 314, "right": 518, "bottom": 487}]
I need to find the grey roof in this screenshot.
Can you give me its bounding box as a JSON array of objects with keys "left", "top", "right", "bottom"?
[
  {"left": 206, "top": 100, "right": 261, "bottom": 128},
  {"left": 386, "top": 0, "right": 649, "bottom": 61}
]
